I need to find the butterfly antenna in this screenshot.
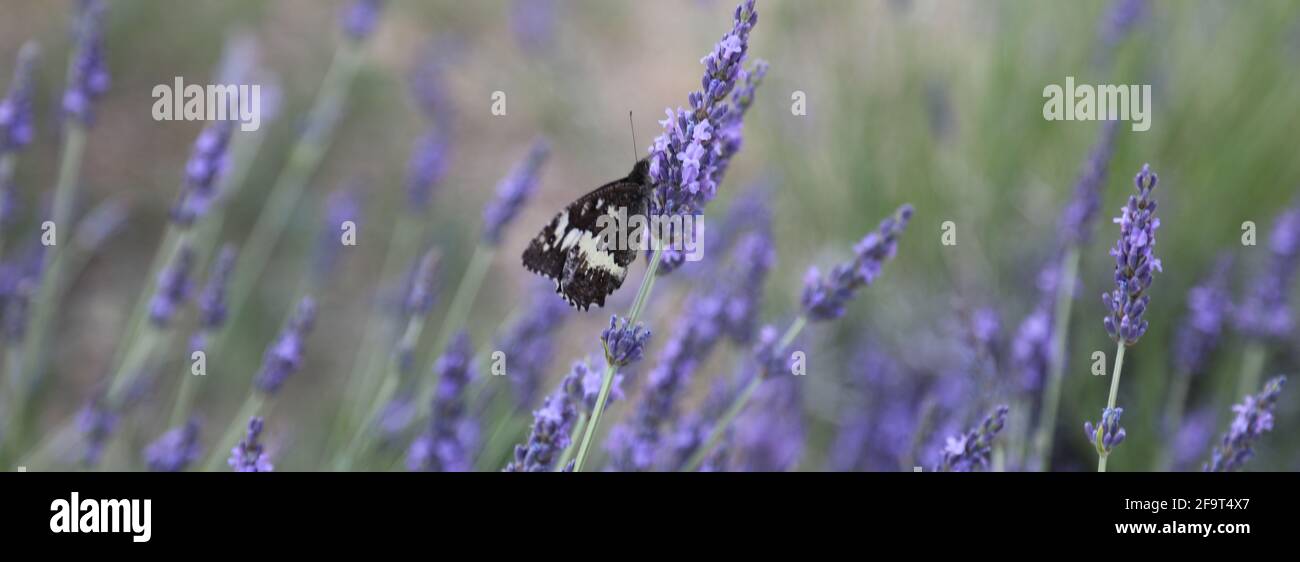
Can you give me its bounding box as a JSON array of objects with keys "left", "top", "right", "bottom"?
[{"left": 628, "top": 110, "right": 638, "bottom": 165}]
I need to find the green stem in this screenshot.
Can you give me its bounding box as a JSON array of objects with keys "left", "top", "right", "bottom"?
[
  {"left": 1236, "top": 343, "right": 1266, "bottom": 400},
  {"left": 554, "top": 412, "right": 587, "bottom": 471},
  {"left": 336, "top": 315, "right": 426, "bottom": 470},
  {"left": 682, "top": 315, "right": 809, "bottom": 472},
  {"left": 1032, "top": 246, "right": 1079, "bottom": 471},
  {"left": 572, "top": 247, "right": 665, "bottom": 472},
  {"left": 1098, "top": 341, "right": 1126, "bottom": 473}
]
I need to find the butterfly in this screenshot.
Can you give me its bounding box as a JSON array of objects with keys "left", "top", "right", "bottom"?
[{"left": 522, "top": 158, "right": 651, "bottom": 310}]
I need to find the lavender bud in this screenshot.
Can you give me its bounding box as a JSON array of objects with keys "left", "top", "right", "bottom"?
[
  {"left": 197, "top": 244, "right": 238, "bottom": 331},
  {"left": 1172, "top": 254, "right": 1233, "bottom": 376},
  {"left": 601, "top": 315, "right": 651, "bottom": 367},
  {"left": 170, "top": 121, "right": 234, "bottom": 226},
  {"left": 801, "top": 204, "right": 913, "bottom": 321},
  {"left": 77, "top": 395, "right": 117, "bottom": 467},
  {"left": 62, "top": 0, "right": 111, "bottom": 125},
  {"left": 0, "top": 42, "right": 40, "bottom": 153},
  {"left": 144, "top": 419, "right": 201, "bottom": 472},
  {"left": 505, "top": 368, "right": 581, "bottom": 472},
  {"left": 1103, "top": 164, "right": 1161, "bottom": 346},
  {"left": 1234, "top": 203, "right": 1300, "bottom": 340},
  {"left": 1058, "top": 121, "right": 1119, "bottom": 246},
  {"left": 405, "top": 129, "right": 449, "bottom": 213},
  {"left": 407, "top": 332, "right": 477, "bottom": 471},
  {"left": 228, "top": 416, "right": 273, "bottom": 472},
  {"left": 253, "top": 297, "right": 317, "bottom": 395},
  {"left": 148, "top": 244, "right": 197, "bottom": 328},
  {"left": 481, "top": 140, "right": 549, "bottom": 245},
  {"left": 1012, "top": 306, "right": 1053, "bottom": 394},
  {"left": 938, "top": 405, "right": 1009, "bottom": 472},
  {"left": 341, "top": 0, "right": 385, "bottom": 42},
  {"left": 1084, "top": 407, "right": 1127, "bottom": 457},
  {"left": 1205, "top": 376, "right": 1286, "bottom": 472}
]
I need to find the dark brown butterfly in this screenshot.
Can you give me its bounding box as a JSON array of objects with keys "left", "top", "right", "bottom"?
[{"left": 522, "top": 158, "right": 651, "bottom": 310}]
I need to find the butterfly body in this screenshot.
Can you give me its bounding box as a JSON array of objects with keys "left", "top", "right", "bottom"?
[{"left": 522, "top": 158, "right": 651, "bottom": 310}]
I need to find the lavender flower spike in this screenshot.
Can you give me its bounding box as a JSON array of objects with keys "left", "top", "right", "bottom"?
[
  {"left": 341, "top": 0, "right": 385, "bottom": 42},
  {"left": 148, "top": 244, "right": 197, "bottom": 328},
  {"left": 1172, "top": 254, "right": 1233, "bottom": 376},
  {"left": 0, "top": 41, "right": 40, "bottom": 153},
  {"left": 170, "top": 120, "right": 234, "bottom": 226},
  {"left": 1059, "top": 120, "right": 1119, "bottom": 246},
  {"left": 408, "top": 332, "right": 478, "bottom": 472},
  {"left": 1084, "top": 407, "right": 1127, "bottom": 457},
  {"left": 62, "top": 0, "right": 111, "bottom": 125},
  {"left": 940, "top": 405, "right": 1009, "bottom": 472},
  {"left": 197, "top": 245, "right": 238, "bottom": 331},
  {"left": 145, "top": 419, "right": 201, "bottom": 472},
  {"left": 1103, "top": 164, "right": 1161, "bottom": 345},
  {"left": 601, "top": 315, "right": 651, "bottom": 367},
  {"left": 253, "top": 297, "right": 317, "bottom": 395},
  {"left": 802, "top": 204, "right": 913, "bottom": 321},
  {"left": 1205, "top": 376, "right": 1287, "bottom": 472},
  {"left": 482, "top": 140, "right": 550, "bottom": 245},
  {"left": 1234, "top": 202, "right": 1300, "bottom": 340},
  {"left": 505, "top": 367, "right": 583, "bottom": 472},
  {"left": 228, "top": 416, "right": 273, "bottom": 472}
]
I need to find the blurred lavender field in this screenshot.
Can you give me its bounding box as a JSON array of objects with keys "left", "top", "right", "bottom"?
[{"left": 0, "top": 0, "right": 1297, "bottom": 472}]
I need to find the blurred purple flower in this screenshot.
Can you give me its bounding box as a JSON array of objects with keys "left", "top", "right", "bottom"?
[
  {"left": 510, "top": 0, "right": 556, "bottom": 52},
  {"left": 1098, "top": 0, "right": 1149, "bottom": 52},
  {"left": 1171, "top": 408, "right": 1214, "bottom": 471},
  {"left": 505, "top": 366, "right": 584, "bottom": 472},
  {"left": 1234, "top": 202, "right": 1300, "bottom": 340},
  {"left": 405, "top": 129, "right": 450, "bottom": 213},
  {"left": 408, "top": 332, "right": 478, "bottom": 472},
  {"left": 497, "top": 282, "right": 570, "bottom": 407},
  {"left": 228, "top": 416, "right": 273, "bottom": 472},
  {"left": 197, "top": 244, "right": 238, "bottom": 332},
  {"left": 1172, "top": 254, "right": 1233, "bottom": 376},
  {"left": 312, "top": 186, "right": 362, "bottom": 280},
  {"left": 341, "top": 0, "right": 385, "bottom": 42},
  {"left": 1059, "top": 120, "right": 1119, "bottom": 246},
  {"left": 0, "top": 42, "right": 39, "bottom": 153},
  {"left": 62, "top": 0, "right": 111, "bottom": 125},
  {"left": 940, "top": 405, "right": 1009, "bottom": 472},
  {"left": 734, "top": 376, "right": 804, "bottom": 471},
  {"left": 1103, "top": 164, "right": 1161, "bottom": 345},
  {"left": 1084, "top": 407, "right": 1127, "bottom": 457},
  {"left": 482, "top": 140, "right": 549, "bottom": 245},
  {"left": 1205, "top": 376, "right": 1286, "bottom": 472},
  {"left": 148, "top": 244, "right": 196, "bottom": 328},
  {"left": 1012, "top": 306, "right": 1053, "bottom": 394},
  {"left": 253, "top": 297, "right": 317, "bottom": 395},
  {"left": 802, "top": 204, "right": 913, "bottom": 321},
  {"left": 601, "top": 315, "right": 651, "bottom": 367},
  {"left": 144, "top": 419, "right": 201, "bottom": 472},
  {"left": 170, "top": 121, "right": 234, "bottom": 226},
  {"left": 76, "top": 395, "right": 117, "bottom": 467}
]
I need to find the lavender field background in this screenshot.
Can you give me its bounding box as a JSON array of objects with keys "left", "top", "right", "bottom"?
[{"left": 0, "top": 0, "right": 1298, "bottom": 472}]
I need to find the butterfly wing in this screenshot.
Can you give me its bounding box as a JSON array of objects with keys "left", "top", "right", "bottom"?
[{"left": 522, "top": 165, "right": 649, "bottom": 310}]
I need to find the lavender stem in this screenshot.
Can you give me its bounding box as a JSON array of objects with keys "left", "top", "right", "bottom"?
[
  {"left": 683, "top": 314, "right": 808, "bottom": 472},
  {"left": 1032, "top": 247, "right": 1080, "bottom": 470},
  {"left": 1098, "top": 341, "right": 1126, "bottom": 472},
  {"left": 572, "top": 245, "right": 665, "bottom": 472}
]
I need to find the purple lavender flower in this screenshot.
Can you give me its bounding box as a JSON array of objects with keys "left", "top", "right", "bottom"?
[
  {"left": 170, "top": 121, "right": 234, "bottom": 226},
  {"left": 510, "top": 0, "right": 556, "bottom": 52},
  {"left": 497, "top": 282, "right": 570, "bottom": 407},
  {"left": 1103, "top": 164, "right": 1161, "bottom": 345},
  {"left": 144, "top": 419, "right": 201, "bottom": 472},
  {"left": 77, "top": 395, "right": 117, "bottom": 467},
  {"left": 0, "top": 241, "right": 45, "bottom": 343},
  {"left": 407, "top": 332, "right": 478, "bottom": 472},
  {"left": 253, "top": 297, "right": 317, "bottom": 395},
  {"left": 718, "top": 230, "right": 775, "bottom": 342},
  {"left": 375, "top": 392, "right": 415, "bottom": 444},
  {"left": 1234, "top": 203, "right": 1300, "bottom": 340},
  {"left": 1205, "top": 376, "right": 1286, "bottom": 472},
  {"left": 1172, "top": 254, "right": 1233, "bottom": 376},
  {"left": 197, "top": 244, "right": 238, "bottom": 331},
  {"left": 341, "top": 0, "right": 385, "bottom": 42},
  {"left": 1171, "top": 409, "right": 1215, "bottom": 471},
  {"left": 505, "top": 367, "right": 581, "bottom": 472},
  {"left": 801, "top": 204, "right": 913, "bottom": 321},
  {"left": 939, "top": 405, "right": 1009, "bottom": 472},
  {"left": 648, "top": 0, "right": 763, "bottom": 222},
  {"left": 228, "top": 416, "right": 272, "bottom": 472},
  {"left": 312, "top": 186, "right": 362, "bottom": 280},
  {"left": 1084, "top": 407, "right": 1127, "bottom": 457},
  {"left": 1012, "top": 306, "right": 1053, "bottom": 394},
  {"left": 482, "top": 140, "right": 549, "bottom": 245},
  {"left": 1059, "top": 120, "right": 1119, "bottom": 246},
  {"left": 148, "top": 244, "right": 196, "bottom": 328},
  {"left": 600, "top": 315, "right": 651, "bottom": 367},
  {"left": 0, "top": 42, "right": 39, "bottom": 153},
  {"left": 734, "top": 376, "right": 804, "bottom": 472},
  {"left": 569, "top": 357, "right": 624, "bottom": 415},
  {"left": 62, "top": 0, "right": 111, "bottom": 125},
  {"left": 405, "top": 129, "right": 450, "bottom": 213}
]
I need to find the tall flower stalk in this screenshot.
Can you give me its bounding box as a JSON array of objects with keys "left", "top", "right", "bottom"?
[{"left": 1093, "top": 164, "right": 1160, "bottom": 472}]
